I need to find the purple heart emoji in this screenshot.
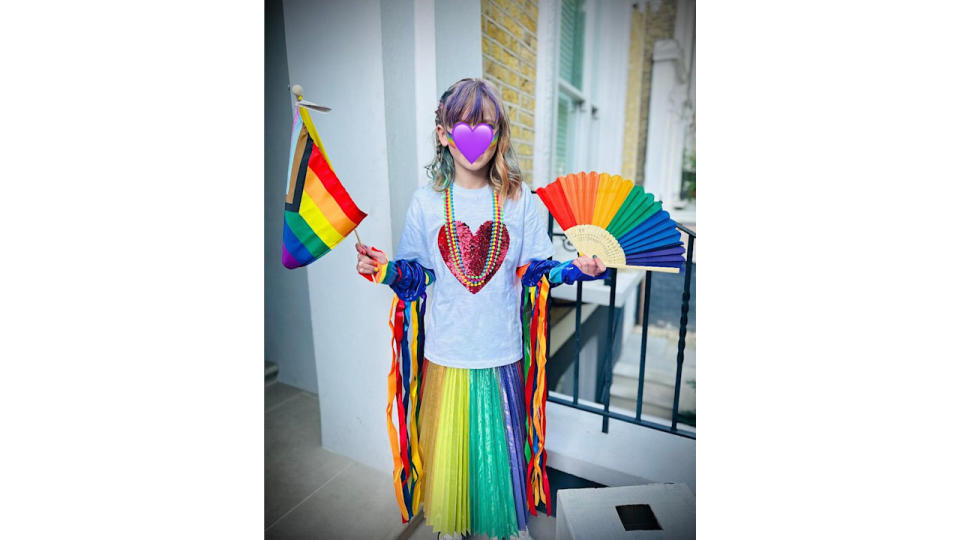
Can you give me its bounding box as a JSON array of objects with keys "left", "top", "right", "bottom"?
[{"left": 450, "top": 122, "right": 495, "bottom": 163}]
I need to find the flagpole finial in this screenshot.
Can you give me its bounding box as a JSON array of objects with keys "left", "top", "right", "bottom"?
[{"left": 290, "top": 84, "right": 330, "bottom": 112}]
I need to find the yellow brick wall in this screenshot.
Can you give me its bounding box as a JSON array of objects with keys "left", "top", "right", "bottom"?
[
  {"left": 621, "top": 5, "right": 647, "bottom": 185},
  {"left": 481, "top": 0, "right": 538, "bottom": 187}
]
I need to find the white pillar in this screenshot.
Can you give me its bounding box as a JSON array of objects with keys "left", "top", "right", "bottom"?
[
  {"left": 414, "top": 0, "right": 437, "bottom": 189},
  {"left": 533, "top": 0, "right": 560, "bottom": 188},
  {"left": 282, "top": 0, "right": 397, "bottom": 474},
  {"left": 590, "top": 0, "right": 632, "bottom": 176},
  {"left": 434, "top": 0, "right": 482, "bottom": 96},
  {"left": 642, "top": 38, "right": 689, "bottom": 210}
]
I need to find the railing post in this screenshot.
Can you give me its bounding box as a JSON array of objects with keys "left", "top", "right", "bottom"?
[
  {"left": 637, "top": 271, "right": 652, "bottom": 420},
  {"left": 601, "top": 267, "right": 617, "bottom": 433},
  {"left": 573, "top": 279, "right": 582, "bottom": 405},
  {"left": 634, "top": 278, "right": 643, "bottom": 325},
  {"left": 671, "top": 233, "right": 695, "bottom": 431}
]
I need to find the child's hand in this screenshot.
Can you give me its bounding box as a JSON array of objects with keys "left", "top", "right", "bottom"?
[
  {"left": 355, "top": 242, "right": 387, "bottom": 275},
  {"left": 571, "top": 254, "right": 606, "bottom": 277}
]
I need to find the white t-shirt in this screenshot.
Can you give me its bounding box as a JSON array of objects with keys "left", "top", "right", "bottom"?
[{"left": 394, "top": 181, "right": 556, "bottom": 369}]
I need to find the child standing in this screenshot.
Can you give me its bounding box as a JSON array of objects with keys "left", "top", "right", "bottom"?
[{"left": 356, "top": 78, "right": 607, "bottom": 540}]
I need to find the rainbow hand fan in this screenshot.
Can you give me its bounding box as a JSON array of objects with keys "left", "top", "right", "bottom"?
[{"left": 535, "top": 171, "right": 686, "bottom": 273}]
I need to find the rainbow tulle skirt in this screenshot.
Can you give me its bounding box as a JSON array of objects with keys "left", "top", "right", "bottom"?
[{"left": 419, "top": 357, "right": 530, "bottom": 539}]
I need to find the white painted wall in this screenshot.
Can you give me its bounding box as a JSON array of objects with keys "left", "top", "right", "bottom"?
[
  {"left": 434, "top": 0, "right": 483, "bottom": 97},
  {"left": 414, "top": 0, "right": 438, "bottom": 191},
  {"left": 281, "top": 0, "right": 399, "bottom": 474},
  {"left": 265, "top": 0, "right": 317, "bottom": 393},
  {"left": 381, "top": 0, "right": 420, "bottom": 252}
]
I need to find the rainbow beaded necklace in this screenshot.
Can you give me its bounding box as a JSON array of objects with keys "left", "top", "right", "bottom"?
[{"left": 443, "top": 183, "right": 503, "bottom": 287}]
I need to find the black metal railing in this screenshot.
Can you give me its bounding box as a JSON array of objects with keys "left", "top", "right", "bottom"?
[{"left": 541, "top": 193, "right": 696, "bottom": 440}]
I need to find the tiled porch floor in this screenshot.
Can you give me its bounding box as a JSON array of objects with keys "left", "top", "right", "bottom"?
[{"left": 265, "top": 381, "right": 557, "bottom": 539}]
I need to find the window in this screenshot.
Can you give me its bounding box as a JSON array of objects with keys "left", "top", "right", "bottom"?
[
  {"left": 558, "top": 0, "right": 584, "bottom": 90},
  {"left": 555, "top": 92, "right": 575, "bottom": 177},
  {"left": 554, "top": 0, "right": 589, "bottom": 178}
]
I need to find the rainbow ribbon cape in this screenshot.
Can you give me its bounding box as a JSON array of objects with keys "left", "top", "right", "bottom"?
[{"left": 282, "top": 104, "right": 367, "bottom": 269}]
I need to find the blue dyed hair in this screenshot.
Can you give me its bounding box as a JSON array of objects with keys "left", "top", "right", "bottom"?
[{"left": 425, "top": 77, "right": 524, "bottom": 201}]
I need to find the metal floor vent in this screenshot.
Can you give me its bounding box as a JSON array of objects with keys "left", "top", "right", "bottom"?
[{"left": 615, "top": 503, "right": 663, "bottom": 531}]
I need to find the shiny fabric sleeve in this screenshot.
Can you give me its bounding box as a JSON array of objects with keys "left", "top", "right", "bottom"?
[
  {"left": 520, "top": 259, "right": 561, "bottom": 287},
  {"left": 519, "top": 258, "right": 609, "bottom": 287},
  {"left": 384, "top": 258, "right": 435, "bottom": 301}
]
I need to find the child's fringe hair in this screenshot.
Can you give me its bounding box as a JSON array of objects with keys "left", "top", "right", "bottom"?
[{"left": 424, "top": 77, "right": 524, "bottom": 201}]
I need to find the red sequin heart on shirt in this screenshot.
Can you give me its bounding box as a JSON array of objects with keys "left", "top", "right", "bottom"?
[{"left": 438, "top": 220, "right": 510, "bottom": 294}]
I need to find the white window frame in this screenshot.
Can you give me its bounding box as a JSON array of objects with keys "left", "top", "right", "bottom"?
[
  {"left": 534, "top": 0, "right": 630, "bottom": 188},
  {"left": 555, "top": 0, "right": 598, "bottom": 179},
  {"left": 532, "top": 0, "right": 569, "bottom": 189},
  {"left": 534, "top": 0, "right": 598, "bottom": 260}
]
